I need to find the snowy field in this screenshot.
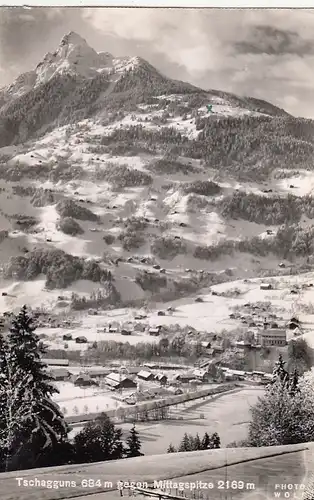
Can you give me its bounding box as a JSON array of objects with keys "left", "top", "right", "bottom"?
[
  {"left": 54, "top": 382, "right": 134, "bottom": 417},
  {"left": 68, "top": 387, "right": 263, "bottom": 455}
]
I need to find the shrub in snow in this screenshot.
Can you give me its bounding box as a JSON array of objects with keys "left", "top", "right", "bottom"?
[
  {"left": 57, "top": 217, "right": 84, "bottom": 236},
  {"left": 56, "top": 199, "right": 99, "bottom": 222}
]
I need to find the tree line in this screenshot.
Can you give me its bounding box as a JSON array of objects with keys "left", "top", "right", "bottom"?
[{"left": 167, "top": 432, "right": 221, "bottom": 453}]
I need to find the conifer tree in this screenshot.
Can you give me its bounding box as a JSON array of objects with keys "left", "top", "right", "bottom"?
[
  {"left": 167, "top": 443, "right": 176, "bottom": 453},
  {"left": 125, "top": 425, "right": 143, "bottom": 458},
  {"left": 0, "top": 334, "right": 35, "bottom": 471},
  {"left": 289, "top": 368, "right": 300, "bottom": 396},
  {"left": 74, "top": 413, "right": 124, "bottom": 463},
  {"left": 6, "top": 305, "right": 69, "bottom": 470},
  {"left": 210, "top": 432, "right": 221, "bottom": 449},
  {"left": 193, "top": 433, "right": 201, "bottom": 450},
  {"left": 272, "top": 354, "right": 289, "bottom": 386},
  {"left": 178, "top": 433, "right": 191, "bottom": 452},
  {"left": 201, "top": 432, "right": 211, "bottom": 450}
]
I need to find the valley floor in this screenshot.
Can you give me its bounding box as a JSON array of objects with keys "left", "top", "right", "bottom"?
[{"left": 68, "top": 387, "right": 263, "bottom": 454}]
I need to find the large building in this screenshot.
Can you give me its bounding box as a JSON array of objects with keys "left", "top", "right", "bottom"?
[
  {"left": 104, "top": 372, "right": 137, "bottom": 390},
  {"left": 257, "top": 328, "right": 287, "bottom": 347}
]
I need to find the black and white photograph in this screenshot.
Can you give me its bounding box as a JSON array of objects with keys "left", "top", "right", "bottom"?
[{"left": 1, "top": 6, "right": 314, "bottom": 500}]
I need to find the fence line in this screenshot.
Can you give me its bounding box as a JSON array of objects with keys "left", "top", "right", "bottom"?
[{"left": 66, "top": 382, "right": 240, "bottom": 424}]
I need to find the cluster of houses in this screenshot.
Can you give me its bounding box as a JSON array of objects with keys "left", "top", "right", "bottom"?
[{"left": 43, "top": 358, "right": 223, "bottom": 394}]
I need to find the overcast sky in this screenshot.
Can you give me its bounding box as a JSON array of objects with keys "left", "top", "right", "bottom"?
[{"left": 1, "top": 7, "right": 314, "bottom": 118}]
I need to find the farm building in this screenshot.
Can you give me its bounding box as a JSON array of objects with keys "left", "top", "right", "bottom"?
[
  {"left": 236, "top": 340, "right": 252, "bottom": 349},
  {"left": 143, "top": 362, "right": 157, "bottom": 369},
  {"left": 49, "top": 368, "right": 71, "bottom": 381},
  {"left": 149, "top": 327, "right": 160, "bottom": 336},
  {"left": 177, "top": 372, "right": 195, "bottom": 382},
  {"left": 125, "top": 366, "right": 141, "bottom": 375},
  {"left": 137, "top": 370, "right": 154, "bottom": 381},
  {"left": 43, "top": 358, "right": 69, "bottom": 367},
  {"left": 154, "top": 373, "right": 167, "bottom": 385},
  {"left": 87, "top": 369, "right": 110, "bottom": 379},
  {"left": 75, "top": 336, "right": 88, "bottom": 344},
  {"left": 260, "top": 283, "right": 273, "bottom": 290},
  {"left": 121, "top": 329, "right": 132, "bottom": 336},
  {"left": 108, "top": 326, "right": 119, "bottom": 333},
  {"left": 288, "top": 317, "right": 300, "bottom": 330},
  {"left": 223, "top": 369, "right": 247, "bottom": 381},
  {"left": 168, "top": 386, "right": 183, "bottom": 395},
  {"left": 74, "top": 374, "right": 99, "bottom": 387},
  {"left": 192, "top": 369, "right": 208, "bottom": 381},
  {"left": 134, "top": 314, "right": 147, "bottom": 320},
  {"left": 62, "top": 333, "right": 72, "bottom": 341},
  {"left": 105, "top": 372, "right": 137, "bottom": 390},
  {"left": 201, "top": 341, "right": 211, "bottom": 349}
]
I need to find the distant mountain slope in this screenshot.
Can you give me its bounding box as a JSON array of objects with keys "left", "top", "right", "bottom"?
[{"left": 0, "top": 31, "right": 290, "bottom": 147}]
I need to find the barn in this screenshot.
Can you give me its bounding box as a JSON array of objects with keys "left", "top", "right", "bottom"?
[
  {"left": 138, "top": 370, "right": 154, "bottom": 381},
  {"left": 105, "top": 372, "right": 137, "bottom": 390}
]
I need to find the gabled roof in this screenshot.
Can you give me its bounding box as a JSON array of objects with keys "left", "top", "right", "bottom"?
[
  {"left": 138, "top": 370, "right": 153, "bottom": 379},
  {"left": 106, "top": 372, "right": 131, "bottom": 383}
]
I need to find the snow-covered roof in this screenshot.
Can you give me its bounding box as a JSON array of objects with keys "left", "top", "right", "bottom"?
[
  {"left": 138, "top": 370, "right": 153, "bottom": 379},
  {"left": 43, "top": 358, "right": 69, "bottom": 366}
]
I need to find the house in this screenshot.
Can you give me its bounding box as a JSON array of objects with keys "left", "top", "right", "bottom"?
[
  {"left": 260, "top": 283, "right": 273, "bottom": 290},
  {"left": 105, "top": 372, "right": 137, "bottom": 390},
  {"left": 121, "top": 329, "right": 132, "bottom": 336},
  {"left": 87, "top": 369, "right": 110, "bottom": 379},
  {"left": 168, "top": 387, "right": 183, "bottom": 395},
  {"left": 149, "top": 327, "right": 160, "bottom": 336},
  {"left": 50, "top": 368, "right": 71, "bottom": 381},
  {"left": 43, "top": 358, "right": 69, "bottom": 367},
  {"left": 138, "top": 370, "right": 154, "bottom": 381},
  {"left": 192, "top": 369, "right": 208, "bottom": 381},
  {"left": 257, "top": 328, "right": 287, "bottom": 347},
  {"left": 134, "top": 314, "right": 147, "bottom": 320},
  {"left": 126, "top": 366, "right": 142, "bottom": 375},
  {"left": 288, "top": 317, "right": 300, "bottom": 330},
  {"left": 75, "top": 336, "right": 88, "bottom": 344},
  {"left": 201, "top": 341, "right": 211, "bottom": 349},
  {"left": 157, "top": 310, "right": 166, "bottom": 316},
  {"left": 279, "top": 262, "right": 286, "bottom": 268},
  {"left": 108, "top": 326, "right": 119, "bottom": 333},
  {"left": 224, "top": 369, "right": 247, "bottom": 381},
  {"left": 143, "top": 362, "right": 157, "bottom": 369},
  {"left": 236, "top": 340, "right": 252, "bottom": 349},
  {"left": 177, "top": 372, "right": 195, "bottom": 382},
  {"left": 211, "top": 344, "right": 224, "bottom": 356},
  {"left": 74, "top": 374, "right": 99, "bottom": 387},
  {"left": 155, "top": 373, "right": 167, "bottom": 385},
  {"left": 62, "top": 333, "right": 73, "bottom": 341}
]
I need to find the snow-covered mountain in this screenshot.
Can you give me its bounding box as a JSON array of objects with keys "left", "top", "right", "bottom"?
[
  {"left": 4, "top": 32, "right": 152, "bottom": 99},
  {"left": 0, "top": 30, "right": 313, "bottom": 322}
]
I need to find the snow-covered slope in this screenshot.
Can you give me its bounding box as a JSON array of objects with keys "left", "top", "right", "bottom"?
[{"left": 0, "top": 30, "right": 313, "bottom": 326}]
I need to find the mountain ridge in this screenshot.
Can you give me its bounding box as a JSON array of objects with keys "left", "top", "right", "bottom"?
[{"left": 0, "top": 30, "right": 292, "bottom": 149}]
